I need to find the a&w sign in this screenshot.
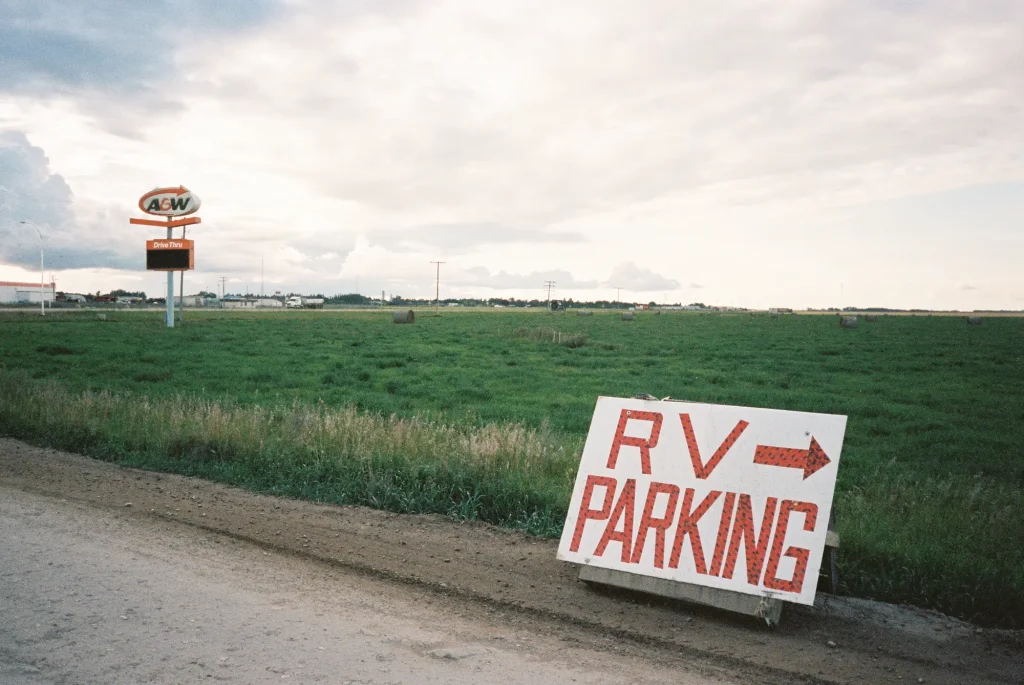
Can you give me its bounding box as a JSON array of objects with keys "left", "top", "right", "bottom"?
[
  {"left": 138, "top": 186, "right": 201, "bottom": 217},
  {"left": 557, "top": 397, "right": 846, "bottom": 605}
]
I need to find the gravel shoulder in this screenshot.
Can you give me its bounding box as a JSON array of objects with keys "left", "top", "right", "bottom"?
[{"left": 1, "top": 438, "right": 1021, "bottom": 684}]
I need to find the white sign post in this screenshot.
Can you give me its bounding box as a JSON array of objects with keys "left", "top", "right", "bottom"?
[{"left": 558, "top": 397, "right": 846, "bottom": 613}]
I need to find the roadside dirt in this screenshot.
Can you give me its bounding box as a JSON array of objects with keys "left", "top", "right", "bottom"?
[
  {"left": 2, "top": 485, "right": 736, "bottom": 684},
  {"left": 1, "top": 438, "right": 1021, "bottom": 684}
]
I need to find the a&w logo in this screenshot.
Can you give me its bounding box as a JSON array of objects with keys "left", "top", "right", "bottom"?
[{"left": 138, "top": 186, "right": 202, "bottom": 217}]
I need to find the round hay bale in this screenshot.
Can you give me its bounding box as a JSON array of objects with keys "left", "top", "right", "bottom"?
[
  {"left": 966, "top": 316, "right": 983, "bottom": 325},
  {"left": 622, "top": 312, "right": 634, "bottom": 321},
  {"left": 577, "top": 310, "right": 592, "bottom": 317},
  {"left": 839, "top": 315, "right": 858, "bottom": 329},
  {"left": 393, "top": 310, "right": 415, "bottom": 324},
  {"left": 96, "top": 313, "right": 107, "bottom": 321},
  {"left": 864, "top": 315, "right": 877, "bottom": 323}
]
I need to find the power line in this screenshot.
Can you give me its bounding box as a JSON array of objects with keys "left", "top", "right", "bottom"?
[{"left": 543, "top": 280, "right": 556, "bottom": 303}]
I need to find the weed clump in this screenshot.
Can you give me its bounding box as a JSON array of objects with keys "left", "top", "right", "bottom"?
[
  {"left": 512, "top": 327, "right": 588, "bottom": 349},
  {"left": 36, "top": 345, "right": 76, "bottom": 355}
]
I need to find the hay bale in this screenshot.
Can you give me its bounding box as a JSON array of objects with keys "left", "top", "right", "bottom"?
[
  {"left": 393, "top": 310, "right": 415, "bottom": 324},
  {"left": 577, "top": 310, "right": 592, "bottom": 317},
  {"left": 839, "top": 315, "right": 858, "bottom": 329},
  {"left": 96, "top": 313, "right": 107, "bottom": 321},
  {"left": 864, "top": 315, "right": 877, "bottom": 323},
  {"left": 966, "top": 316, "right": 983, "bottom": 325},
  {"left": 622, "top": 312, "right": 634, "bottom": 321}
]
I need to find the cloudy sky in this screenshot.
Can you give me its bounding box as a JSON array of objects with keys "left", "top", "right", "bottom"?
[{"left": 1, "top": 0, "right": 1021, "bottom": 308}]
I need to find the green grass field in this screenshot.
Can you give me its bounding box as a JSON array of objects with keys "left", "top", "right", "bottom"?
[{"left": 1, "top": 309, "right": 1021, "bottom": 625}]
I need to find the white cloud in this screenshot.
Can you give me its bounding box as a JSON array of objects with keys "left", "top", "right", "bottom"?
[
  {"left": 1, "top": 0, "right": 1022, "bottom": 307},
  {"left": 604, "top": 263, "right": 680, "bottom": 292}
]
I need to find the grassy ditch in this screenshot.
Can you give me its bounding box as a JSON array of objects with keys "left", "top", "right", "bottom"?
[
  {"left": 0, "top": 370, "right": 580, "bottom": 536},
  {"left": 0, "top": 369, "right": 1021, "bottom": 626}
]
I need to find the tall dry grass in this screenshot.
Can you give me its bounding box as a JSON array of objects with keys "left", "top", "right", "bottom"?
[{"left": 0, "top": 370, "right": 582, "bottom": 534}]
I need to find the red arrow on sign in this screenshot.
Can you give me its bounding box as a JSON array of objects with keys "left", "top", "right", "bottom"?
[{"left": 753, "top": 437, "right": 831, "bottom": 479}]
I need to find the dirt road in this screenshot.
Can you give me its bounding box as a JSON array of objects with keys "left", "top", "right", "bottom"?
[
  {"left": 1, "top": 486, "right": 737, "bottom": 684},
  {"left": 1, "top": 439, "right": 1021, "bottom": 684}
]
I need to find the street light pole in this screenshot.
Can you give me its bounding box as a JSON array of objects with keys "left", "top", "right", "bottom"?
[{"left": 19, "top": 221, "right": 46, "bottom": 316}]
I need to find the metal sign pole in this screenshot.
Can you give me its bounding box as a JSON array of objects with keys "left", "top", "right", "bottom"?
[
  {"left": 178, "top": 225, "right": 185, "bottom": 323},
  {"left": 166, "top": 218, "right": 174, "bottom": 328}
]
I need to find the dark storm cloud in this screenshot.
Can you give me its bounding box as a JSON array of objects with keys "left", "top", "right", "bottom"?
[
  {"left": 0, "top": 0, "right": 280, "bottom": 96},
  {"left": 0, "top": 132, "right": 136, "bottom": 270},
  {"left": 0, "top": 131, "right": 73, "bottom": 224}
]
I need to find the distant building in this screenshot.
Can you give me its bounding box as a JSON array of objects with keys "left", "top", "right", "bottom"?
[
  {"left": 222, "top": 297, "right": 282, "bottom": 309},
  {"left": 0, "top": 281, "right": 55, "bottom": 304},
  {"left": 181, "top": 295, "right": 220, "bottom": 307}
]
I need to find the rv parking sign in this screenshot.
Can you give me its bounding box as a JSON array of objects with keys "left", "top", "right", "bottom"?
[{"left": 557, "top": 397, "right": 847, "bottom": 605}]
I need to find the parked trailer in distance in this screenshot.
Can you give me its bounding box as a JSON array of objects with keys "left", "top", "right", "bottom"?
[{"left": 285, "top": 296, "right": 325, "bottom": 309}]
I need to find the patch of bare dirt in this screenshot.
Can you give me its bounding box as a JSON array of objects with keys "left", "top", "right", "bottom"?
[{"left": 1, "top": 438, "right": 1021, "bottom": 684}]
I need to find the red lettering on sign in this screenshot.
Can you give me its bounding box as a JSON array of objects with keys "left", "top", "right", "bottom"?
[
  {"left": 569, "top": 475, "right": 617, "bottom": 552},
  {"left": 709, "top": 492, "right": 736, "bottom": 576},
  {"left": 668, "top": 488, "right": 721, "bottom": 574},
  {"left": 629, "top": 482, "right": 680, "bottom": 568},
  {"left": 607, "top": 410, "right": 663, "bottom": 475},
  {"left": 763, "top": 500, "right": 818, "bottom": 593},
  {"left": 679, "top": 414, "right": 750, "bottom": 479},
  {"left": 722, "top": 495, "right": 778, "bottom": 585},
  {"left": 595, "top": 479, "right": 636, "bottom": 562}
]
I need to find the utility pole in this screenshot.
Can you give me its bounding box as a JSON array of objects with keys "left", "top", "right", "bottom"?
[
  {"left": 613, "top": 286, "right": 622, "bottom": 302},
  {"left": 430, "top": 261, "right": 445, "bottom": 314},
  {"left": 544, "top": 280, "right": 556, "bottom": 304},
  {"left": 219, "top": 276, "right": 227, "bottom": 299},
  {"left": 261, "top": 257, "right": 265, "bottom": 297}
]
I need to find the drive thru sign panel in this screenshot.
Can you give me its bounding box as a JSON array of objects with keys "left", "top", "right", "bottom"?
[{"left": 557, "top": 397, "right": 846, "bottom": 606}]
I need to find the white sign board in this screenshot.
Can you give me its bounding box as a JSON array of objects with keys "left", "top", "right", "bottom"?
[{"left": 557, "top": 397, "right": 847, "bottom": 606}]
